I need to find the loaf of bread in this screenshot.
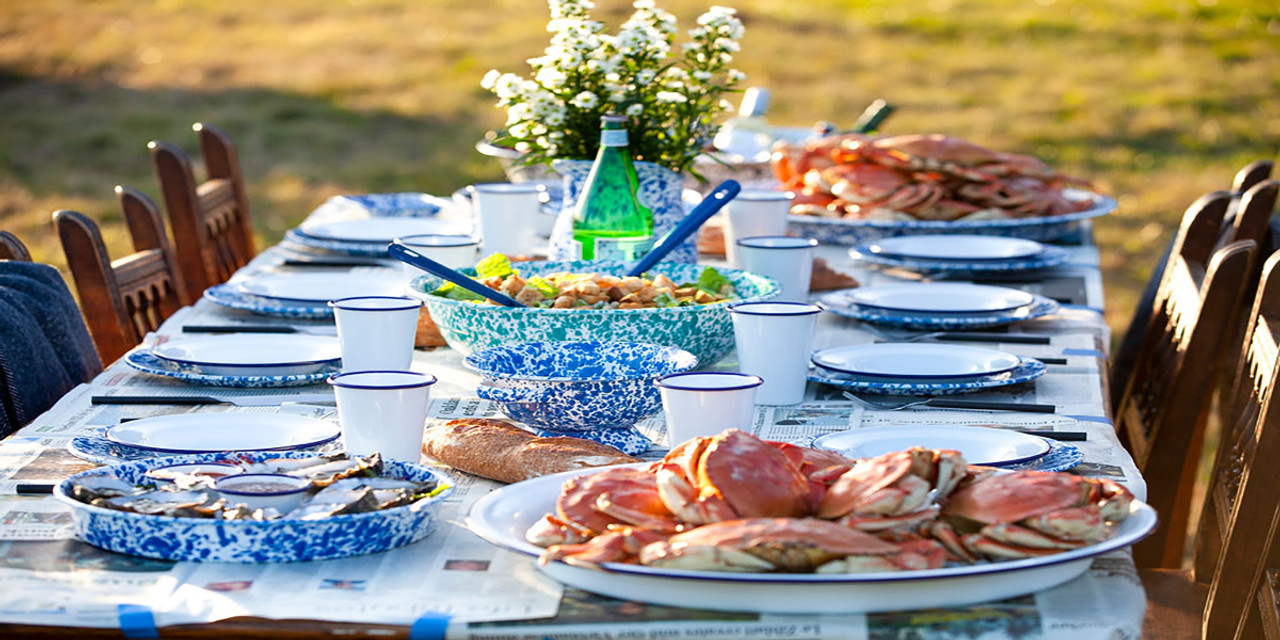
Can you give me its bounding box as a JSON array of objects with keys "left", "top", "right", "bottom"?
[{"left": 421, "top": 418, "right": 643, "bottom": 483}]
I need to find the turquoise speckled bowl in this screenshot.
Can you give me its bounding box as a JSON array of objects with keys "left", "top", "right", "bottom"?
[{"left": 406, "top": 260, "right": 778, "bottom": 366}]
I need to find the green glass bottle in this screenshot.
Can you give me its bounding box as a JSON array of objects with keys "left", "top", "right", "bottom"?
[{"left": 571, "top": 115, "right": 654, "bottom": 261}]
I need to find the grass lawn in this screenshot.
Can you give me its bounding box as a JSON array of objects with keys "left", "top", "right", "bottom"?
[{"left": 1, "top": 0, "right": 1278, "bottom": 339}]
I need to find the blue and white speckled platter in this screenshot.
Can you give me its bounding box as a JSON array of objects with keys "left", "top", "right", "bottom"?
[
  {"left": 124, "top": 347, "right": 340, "bottom": 388},
  {"left": 54, "top": 450, "right": 453, "bottom": 563},
  {"left": 203, "top": 284, "right": 333, "bottom": 319},
  {"left": 786, "top": 189, "right": 1116, "bottom": 246},
  {"left": 792, "top": 433, "right": 1081, "bottom": 472},
  {"left": 818, "top": 292, "right": 1059, "bottom": 330},
  {"left": 848, "top": 244, "right": 1071, "bottom": 274},
  {"left": 808, "top": 358, "right": 1047, "bottom": 396}
]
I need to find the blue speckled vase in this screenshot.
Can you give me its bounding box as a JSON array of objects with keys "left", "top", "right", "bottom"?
[{"left": 549, "top": 159, "right": 695, "bottom": 263}]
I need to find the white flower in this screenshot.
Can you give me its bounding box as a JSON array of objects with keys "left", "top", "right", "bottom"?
[
  {"left": 727, "top": 69, "right": 746, "bottom": 82},
  {"left": 656, "top": 91, "right": 687, "bottom": 103},
  {"left": 625, "top": 103, "right": 644, "bottom": 116},
  {"left": 480, "top": 70, "right": 501, "bottom": 90},
  {"left": 570, "top": 91, "right": 599, "bottom": 109},
  {"left": 635, "top": 69, "right": 656, "bottom": 86},
  {"left": 535, "top": 66, "right": 567, "bottom": 89},
  {"left": 692, "top": 70, "right": 712, "bottom": 81}
]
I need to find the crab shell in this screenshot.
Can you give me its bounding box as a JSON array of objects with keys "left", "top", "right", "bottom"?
[
  {"left": 638, "top": 517, "right": 900, "bottom": 572},
  {"left": 938, "top": 471, "right": 1134, "bottom": 560},
  {"left": 655, "top": 429, "right": 811, "bottom": 525},
  {"left": 555, "top": 466, "right": 679, "bottom": 535},
  {"left": 816, "top": 447, "right": 968, "bottom": 531}
]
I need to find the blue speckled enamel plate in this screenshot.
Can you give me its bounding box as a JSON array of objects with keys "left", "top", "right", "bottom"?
[
  {"left": 125, "top": 347, "right": 340, "bottom": 387},
  {"left": 67, "top": 427, "right": 342, "bottom": 465},
  {"left": 1001, "top": 439, "right": 1083, "bottom": 472},
  {"left": 55, "top": 451, "right": 453, "bottom": 563},
  {"left": 787, "top": 189, "right": 1117, "bottom": 247},
  {"left": 807, "top": 358, "right": 1047, "bottom": 396},
  {"left": 817, "top": 292, "right": 1059, "bottom": 330},
  {"left": 203, "top": 284, "right": 332, "bottom": 319}
]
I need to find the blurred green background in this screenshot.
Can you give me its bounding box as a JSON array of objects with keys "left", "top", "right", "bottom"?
[{"left": 2, "top": 0, "right": 1278, "bottom": 337}]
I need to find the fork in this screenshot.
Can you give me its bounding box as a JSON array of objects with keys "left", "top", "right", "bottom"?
[
  {"left": 842, "top": 391, "right": 1056, "bottom": 413},
  {"left": 859, "top": 324, "right": 1053, "bottom": 345}
]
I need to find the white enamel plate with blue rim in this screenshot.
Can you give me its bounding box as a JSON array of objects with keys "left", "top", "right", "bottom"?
[
  {"left": 817, "top": 289, "right": 1059, "bottom": 330},
  {"left": 152, "top": 334, "right": 341, "bottom": 376},
  {"left": 104, "top": 413, "right": 340, "bottom": 454},
  {"left": 807, "top": 357, "right": 1047, "bottom": 396},
  {"left": 466, "top": 463, "right": 1156, "bottom": 614},
  {"left": 813, "top": 425, "right": 1051, "bottom": 466},
  {"left": 811, "top": 343, "right": 1022, "bottom": 381},
  {"left": 864, "top": 235, "right": 1046, "bottom": 261},
  {"left": 236, "top": 271, "right": 408, "bottom": 304},
  {"left": 847, "top": 283, "right": 1036, "bottom": 314},
  {"left": 298, "top": 217, "right": 469, "bottom": 244},
  {"left": 125, "top": 345, "right": 339, "bottom": 387}
]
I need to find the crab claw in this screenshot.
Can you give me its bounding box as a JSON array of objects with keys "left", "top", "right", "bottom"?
[{"left": 640, "top": 517, "right": 898, "bottom": 573}]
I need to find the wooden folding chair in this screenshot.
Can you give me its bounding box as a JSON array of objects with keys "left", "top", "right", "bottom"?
[
  {"left": 1111, "top": 161, "right": 1274, "bottom": 409},
  {"left": 53, "top": 186, "right": 189, "bottom": 364},
  {"left": 149, "top": 122, "right": 256, "bottom": 299},
  {"left": 1140, "top": 250, "right": 1280, "bottom": 639},
  {"left": 1116, "top": 193, "right": 1258, "bottom": 569},
  {"left": 0, "top": 231, "right": 31, "bottom": 262}
]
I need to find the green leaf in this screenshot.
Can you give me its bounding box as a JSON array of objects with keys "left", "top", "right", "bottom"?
[
  {"left": 475, "top": 253, "right": 515, "bottom": 280},
  {"left": 694, "top": 267, "right": 733, "bottom": 296},
  {"left": 526, "top": 276, "right": 559, "bottom": 299},
  {"left": 432, "top": 281, "right": 486, "bottom": 302}
]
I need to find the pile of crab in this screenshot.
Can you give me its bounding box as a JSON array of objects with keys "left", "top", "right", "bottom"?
[
  {"left": 526, "top": 429, "right": 1133, "bottom": 574},
  {"left": 771, "top": 133, "right": 1096, "bottom": 222}
]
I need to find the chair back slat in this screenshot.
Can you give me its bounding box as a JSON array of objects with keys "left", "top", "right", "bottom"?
[
  {"left": 1201, "top": 251, "right": 1280, "bottom": 638},
  {"left": 0, "top": 232, "right": 32, "bottom": 262},
  {"left": 1120, "top": 232, "right": 1257, "bottom": 569},
  {"left": 149, "top": 123, "right": 254, "bottom": 299},
  {"left": 53, "top": 188, "right": 187, "bottom": 364}
]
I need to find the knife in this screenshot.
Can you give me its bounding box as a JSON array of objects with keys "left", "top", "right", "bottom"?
[
  {"left": 90, "top": 393, "right": 336, "bottom": 407},
  {"left": 920, "top": 399, "right": 1056, "bottom": 413},
  {"left": 181, "top": 324, "right": 336, "bottom": 335},
  {"left": 933, "top": 332, "right": 1053, "bottom": 345}
]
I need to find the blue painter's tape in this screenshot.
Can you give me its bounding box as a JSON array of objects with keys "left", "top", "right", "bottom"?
[
  {"left": 410, "top": 611, "right": 452, "bottom": 640},
  {"left": 117, "top": 604, "right": 159, "bottom": 639},
  {"left": 1061, "top": 348, "right": 1106, "bottom": 358},
  {"left": 1065, "top": 414, "right": 1113, "bottom": 425}
]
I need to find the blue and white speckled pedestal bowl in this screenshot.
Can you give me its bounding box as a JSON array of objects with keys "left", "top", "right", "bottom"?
[
  {"left": 787, "top": 189, "right": 1117, "bottom": 246},
  {"left": 54, "top": 451, "right": 453, "bottom": 563},
  {"left": 465, "top": 341, "right": 698, "bottom": 455},
  {"left": 407, "top": 260, "right": 777, "bottom": 366}
]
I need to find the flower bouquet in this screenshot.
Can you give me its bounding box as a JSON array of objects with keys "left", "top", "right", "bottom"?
[{"left": 481, "top": 0, "right": 746, "bottom": 179}]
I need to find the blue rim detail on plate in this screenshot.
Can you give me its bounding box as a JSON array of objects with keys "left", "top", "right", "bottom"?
[
  {"left": 817, "top": 292, "right": 1060, "bottom": 330},
  {"left": 848, "top": 244, "right": 1071, "bottom": 274},
  {"left": 204, "top": 284, "right": 333, "bottom": 319},
  {"left": 808, "top": 358, "right": 1047, "bottom": 396},
  {"left": 327, "top": 192, "right": 452, "bottom": 217},
  {"left": 125, "top": 347, "right": 339, "bottom": 387},
  {"left": 1000, "top": 439, "right": 1083, "bottom": 472},
  {"left": 786, "top": 189, "right": 1117, "bottom": 246},
  {"left": 282, "top": 228, "right": 395, "bottom": 257},
  {"left": 67, "top": 427, "right": 343, "bottom": 465}
]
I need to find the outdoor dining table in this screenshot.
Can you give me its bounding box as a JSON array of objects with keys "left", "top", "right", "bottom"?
[{"left": 0, "top": 199, "right": 1148, "bottom": 639}]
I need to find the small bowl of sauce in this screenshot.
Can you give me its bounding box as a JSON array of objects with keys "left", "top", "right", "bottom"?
[{"left": 215, "top": 473, "right": 312, "bottom": 513}]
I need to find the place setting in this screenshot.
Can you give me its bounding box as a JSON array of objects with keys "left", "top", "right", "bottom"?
[
  {"left": 120, "top": 333, "right": 343, "bottom": 387},
  {"left": 810, "top": 424, "right": 1085, "bottom": 473},
  {"left": 280, "top": 192, "right": 472, "bottom": 257},
  {"left": 67, "top": 411, "right": 342, "bottom": 465},
  {"left": 203, "top": 269, "right": 410, "bottom": 319},
  {"left": 806, "top": 342, "right": 1048, "bottom": 397},
  {"left": 817, "top": 281, "right": 1060, "bottom": 330},
  {"left": 848, "top": 234, "right": 1072, "bottom": 275}
]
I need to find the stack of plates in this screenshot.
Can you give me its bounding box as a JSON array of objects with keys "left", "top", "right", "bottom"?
[
  {"left": 817, "top": 282, "right": 1059, "bottom": 330},
  {"left": 808, "top": 343, "right": 1046, "bottom": 395},
  {"left": 849, "top": 234, "right": 1070, "bottom": 273},
  {"left": 811, "top": 425, "right": 1082, "bottom": 473},
  {"left": 69, "top": 413, "right": 341, "bottom": 464},
  {"left": 125, "top": 334, "right": 342, "bottom": 387},
  {"left": 283, "top": 193, "right": 471, "bottom": 256},
  {"left": 204, "top": 271, "right": 410, "bottom": 319}
]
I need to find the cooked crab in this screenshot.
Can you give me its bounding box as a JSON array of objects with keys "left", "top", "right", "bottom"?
[
  {"left": 655, "top": 429, "right": 812, "bottom": 525},
  {"left": 935, "top": 470, "right": 1134, "bottom": 561},
  {"left": 816, "top": 447, "right": 968, "bottom": 534}
]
